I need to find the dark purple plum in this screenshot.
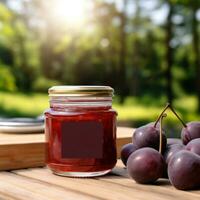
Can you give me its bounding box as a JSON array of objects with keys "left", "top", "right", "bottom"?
[
  {"left": 164, "top": 143, "right": 185, "bottom": 165},
  {"left": 120, "top": 143, "right": 138, "bottom": 166},
  {"left": 168, "top": 150, "right": 200, "bottom": 190},
  {"left": 132, "top": 123, "right": 167, "bottom": 154},
  {"left": 127, "top": 147, "right": 165, "bottom": 184},
  {"left": 167, "top": 138, "right": 182, "bottom": 146},
  {"left": 181, "top": 121, "right": 200, "bottom": 145},
  {"left": 162, "top": 143, "right": 185, "bottom": 178},
  {"left": 185, "top": 138, "right": 200, "bottom": 156}
]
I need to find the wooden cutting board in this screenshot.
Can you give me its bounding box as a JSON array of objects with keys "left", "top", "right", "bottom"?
[{"left": 0, "top": 127, "right": 133, "bottom": 170}]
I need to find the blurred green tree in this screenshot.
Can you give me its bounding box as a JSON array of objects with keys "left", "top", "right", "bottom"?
[
  {"left": 0, "top": 1, "right": 39, "bottom": 91},
  {"left": 0, "top": 0, "right": 200, "bottom": 113},
  {"left": 171, "top": 0, "right": 200, "bottom": 112}
]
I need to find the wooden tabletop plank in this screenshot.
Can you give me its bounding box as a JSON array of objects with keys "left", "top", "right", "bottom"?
[
  {"left": 13, "top": 168, "right": 145, "bottom": 200},
  {"left": 12, "top": 161, "right": 200, "bottom": 200},
  {"left": 0, "top": 133, "right": 44, "bottom": 145},
  {"left": 0, "top": 172, "right": 100, "bottom": 200},
  {"left": 0, "top": 193, "right": 17, "bottom": 200},
  {"left": 13, "top": 169, "right": 167, "bottom": 200},
  {"left": 0, "top": 127, "right": 133, "bottom": 170},
  {"left": 108, "top": 161, "right": 200, "bottom": 199}
]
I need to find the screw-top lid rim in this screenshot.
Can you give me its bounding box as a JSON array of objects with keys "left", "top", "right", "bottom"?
[{"left": 48, "top": 85, "right": 114, "bottom": 97}]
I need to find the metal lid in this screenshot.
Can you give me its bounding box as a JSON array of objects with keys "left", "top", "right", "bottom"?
[{"left": 48, "top": 86, "right": 114, "bottom": 97}]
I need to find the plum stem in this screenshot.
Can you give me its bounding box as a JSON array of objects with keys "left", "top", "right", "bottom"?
[
  {"left": 154, "top": 103, "right": 187, "bottom": 128},
  {"left": 168, "top": 105, "right": 187, "bottom": 128},
  {"left": 159, "top": 113, "right": 167, "bottom": 154},
  {"left": 154, "top": 103, "right": 170, "bottom": 128}
]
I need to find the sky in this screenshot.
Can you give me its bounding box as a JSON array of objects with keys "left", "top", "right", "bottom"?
[
  {"left": 8, "top": 0, "right": 200, "bottom": 29},
  {"left": 107, "top": 0, "right": 168, "bottom": 25},
  {"left": 7, "top": 0, "right": 168, "bottom": 25}
]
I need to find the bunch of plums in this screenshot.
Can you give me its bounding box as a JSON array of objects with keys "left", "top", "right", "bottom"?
[{"left": 121, "top": 104, "right": 200, "bottom": 190}]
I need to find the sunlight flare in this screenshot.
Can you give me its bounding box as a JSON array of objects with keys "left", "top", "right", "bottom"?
[{"left": 53, "top": 0, "right": 88, "bottom": 26}]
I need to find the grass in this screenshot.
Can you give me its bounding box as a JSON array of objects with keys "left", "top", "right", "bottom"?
[
  {"left": 0, "top": 92, "right": 48, "bottom": 117},
  {"left": 114, "top": 95, "right": 200, "bottom": 137},
  {"left": 0, "top": 91, "right": 199, "bottom": 137}
]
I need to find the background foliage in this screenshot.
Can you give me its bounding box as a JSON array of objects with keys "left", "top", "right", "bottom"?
[{"left": 0, "top": 0, "right": 200, "bottom": 127}]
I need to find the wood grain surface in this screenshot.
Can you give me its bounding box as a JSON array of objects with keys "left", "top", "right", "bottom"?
[
  {"left": 0, "top": 127, "right": 133, "bottom": 170},
  {"left": 0, "top": 160, "right": 198, "bottom": 200}
]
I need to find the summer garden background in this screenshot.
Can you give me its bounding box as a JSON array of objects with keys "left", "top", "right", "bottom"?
[{"left": 0, "top": 0, "right": 200, "bottom": 136}]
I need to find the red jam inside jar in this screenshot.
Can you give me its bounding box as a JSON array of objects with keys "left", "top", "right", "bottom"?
[{"left": 45, "top": 86, "right": 117, "bottom": 177}]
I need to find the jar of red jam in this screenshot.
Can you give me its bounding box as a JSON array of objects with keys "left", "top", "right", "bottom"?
[{"left": 45, "top": 86, "right": 117, "bottom": 177}]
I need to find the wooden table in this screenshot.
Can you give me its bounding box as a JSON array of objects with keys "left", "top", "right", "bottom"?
[
  {"left": 0, "top": 127, "right": 199, "bottom": 199},
  {"left": 0, "top": 160, "right": 199, "bottom": 200}
]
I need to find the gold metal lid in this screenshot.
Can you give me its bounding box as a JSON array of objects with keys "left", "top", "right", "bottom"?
[{"left": 48, "top": 86, "right": 114, "bottom": 97}]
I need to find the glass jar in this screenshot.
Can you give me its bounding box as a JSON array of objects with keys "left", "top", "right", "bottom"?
[{"left": 45, "top": 86, "right": 117, "bottom": 177}]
